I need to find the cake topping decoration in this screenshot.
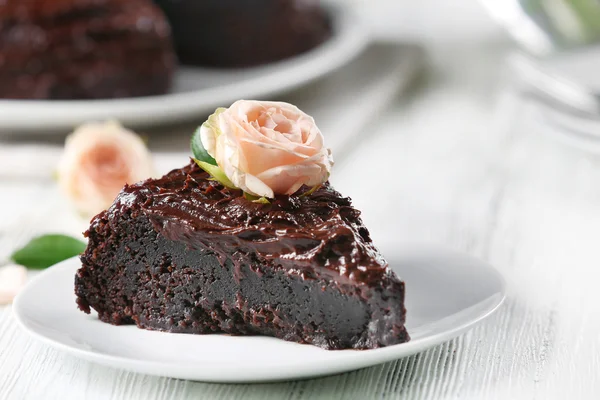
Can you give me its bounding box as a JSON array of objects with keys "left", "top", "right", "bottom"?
[{"left": 191, "top": 100, "right": 333, "bottom": 199}]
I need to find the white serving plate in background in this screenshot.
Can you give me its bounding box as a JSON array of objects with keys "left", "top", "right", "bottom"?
[{"left": 0, "top": 6, "right": 367, "bottom": 133}]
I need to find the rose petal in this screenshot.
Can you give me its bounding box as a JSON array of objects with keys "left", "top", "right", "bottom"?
[
  {"left": 242, "top": 139, "right": 307, "bottom": 173},
  {"left": 230, "top": 100, "right": 266, "bottom": 123},
  {"left": 259, "top": 170, "right": 311, "bottom": 195},
  {"left": 229, "top": 112, "right": 318, "bottom": 156},
  {"left": 239, "top": 173, "right": 275, "bottom": 198},
  {"left": 200, "top": 123, "right": 218, "bottom": 158},
  {"left": 257, "top": 161, "right": 327, "bottom": 193},
  {"left": 0, "top": 264, "right": 27, "bottom": 305}
]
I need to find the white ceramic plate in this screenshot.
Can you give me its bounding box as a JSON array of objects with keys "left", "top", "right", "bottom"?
[
  {"left": 0, "top": 6, "right": 367, "bottom": 133},
  {"left": 13, "top": 247, "right": 505, "bottom": 383}
]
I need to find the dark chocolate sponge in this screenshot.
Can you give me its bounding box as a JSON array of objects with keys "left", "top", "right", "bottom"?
[
  {"left": 75, "top": 161, "right": 409, "bottom": 350},
  {"left": 0, "top": 0, "right": 176, "bottom": 99},
  {"left": 153, "top": 0, "right": 331, "bottom": 68}
]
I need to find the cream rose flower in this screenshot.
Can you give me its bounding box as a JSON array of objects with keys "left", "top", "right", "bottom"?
[
  {"left": 57, "top": 121, "right": 154, "bottom": 217},
  {"left": 0, "top": 264, "right": 27, "bottom": 305},
  {"left": 198, "top": 100, "right": 333, "bottom": 198}
]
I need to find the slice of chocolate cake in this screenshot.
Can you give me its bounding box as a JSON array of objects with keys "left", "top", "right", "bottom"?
[{"left": 75, "top": 162, "right": 409, "bottom": 350}]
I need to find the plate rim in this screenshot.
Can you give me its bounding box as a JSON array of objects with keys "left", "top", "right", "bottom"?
[
  {"left": 0, "top": 5, "right": 369, "bottom": 132},
  {"left": 13, "top": 250, "right": 506, "bottom": 383}
]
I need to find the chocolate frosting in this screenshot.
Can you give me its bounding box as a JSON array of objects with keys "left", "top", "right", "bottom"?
[{"left": 99, "top": 161, "right": 395, "bottom": 287}]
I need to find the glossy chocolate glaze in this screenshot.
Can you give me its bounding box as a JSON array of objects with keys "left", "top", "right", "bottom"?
[{"left": 100, "top": 161, "right": 398, "bottom": 289}]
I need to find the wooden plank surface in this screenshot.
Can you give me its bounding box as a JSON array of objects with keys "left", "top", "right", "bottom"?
[{"left": 2, "top": 43, "right": 599, "bottom": 399}]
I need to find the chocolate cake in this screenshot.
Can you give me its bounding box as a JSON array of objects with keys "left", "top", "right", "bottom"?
[
  {"left": 153, "top": 0, "right": 331, "bottom": 68},
  {"left": 0, "top": 0, "right": 175, "bottom": 99},
  {"left": 75, "top": 161, "right": 409, "bottom": 350}
]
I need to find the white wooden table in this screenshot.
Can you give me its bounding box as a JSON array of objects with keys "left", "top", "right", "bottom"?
[{"left": 2, "top": 40, "right": 600, "bottom": 399}]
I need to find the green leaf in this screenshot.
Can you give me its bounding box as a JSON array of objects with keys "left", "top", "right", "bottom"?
[
  {"left": 191, "top": 107, "right": 226, "bottom": 166},
  {"left": 191, "top": 127, "right": 217, "bottom": 166},
  {"left": 193, "top": 158, "right": 237, "bottom": 189},
  {"left": 10, "top": 234, "right": 87, "bottom": 269},
  {"left": 243, "top": 193, "right": 271, "bottom": 204},
  {"left": 301, "top": 184, "right": 322, "bottom": 197}
]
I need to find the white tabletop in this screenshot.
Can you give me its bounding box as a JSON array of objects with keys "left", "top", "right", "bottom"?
[{"left": 2, "top": 34, "right": 600, "bottom": 400}]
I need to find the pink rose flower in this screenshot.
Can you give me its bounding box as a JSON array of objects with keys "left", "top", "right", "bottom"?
[
  {"left": 57, "top": 121, "right": 154, "bottom": 217},
  {"left": 200, "top": 100, "right": 333, "bottom": 198},
  {"left": 0, "top": 264, "right": 27, "bottom": 305}
]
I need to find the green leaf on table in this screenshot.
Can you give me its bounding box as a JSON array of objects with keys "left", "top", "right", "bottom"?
[{"left": 10, "top": 234, "right": 87, "bottom": 269}]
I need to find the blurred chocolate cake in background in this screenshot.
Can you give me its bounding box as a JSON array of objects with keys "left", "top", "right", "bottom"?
[
  {"left": 153, "top": 0, "right": 332, "bottom": 68},
  {"left": 0, "top": 0, "right": 176, "bottom": 99}
]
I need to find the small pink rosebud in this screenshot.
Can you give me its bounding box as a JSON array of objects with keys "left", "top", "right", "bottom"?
[
  {"left": 57, "top": 121, "right": 154, "bottom": 217},
  {"left": 200, "top": 100, "right": 333, "bottom": 198}
]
